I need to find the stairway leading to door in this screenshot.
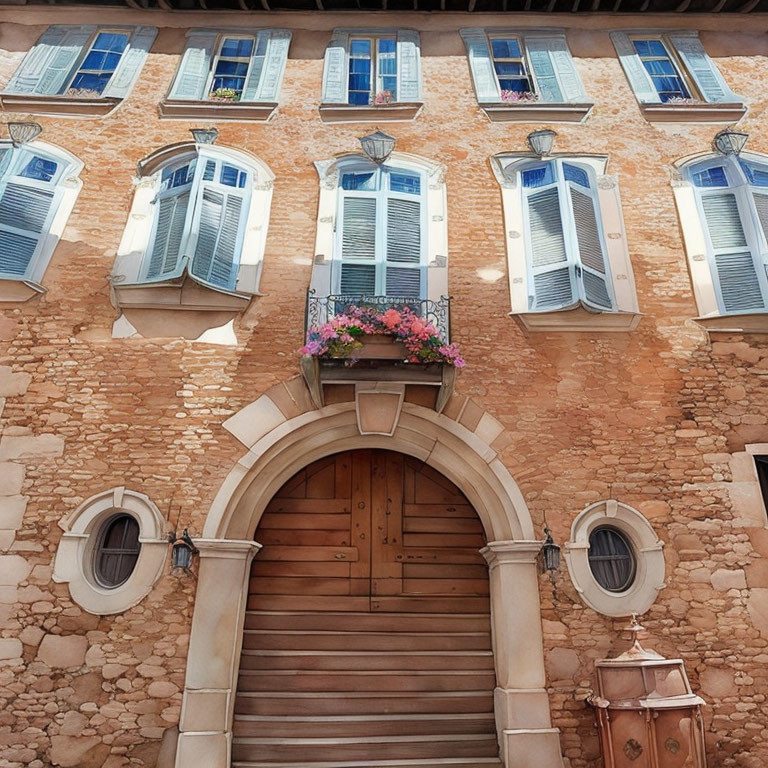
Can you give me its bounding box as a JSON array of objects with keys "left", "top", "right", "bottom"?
[
  {"left": 231, "top": 609, "right": 500, "bottom": 768},
  {"left": 230, "top": 451, "right": 501, "bottom": 767}
]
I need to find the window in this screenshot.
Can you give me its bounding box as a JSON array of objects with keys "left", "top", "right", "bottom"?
[
  {"left": 111, "top": 144, "right": 274, "bottom": 322},
  {"left": 492, "top": 153, "right": 640, "bottom": 331},
  {"left": 320, "top": 29, "right": 421, "bottom": 119},
  {"left": 460, "top": 29, "right": 590, "bottom": 122},
  {"left": 53, "top": 488, "right": 168, "bottom": 615},
  {"left": 588, "top": 527, "right": 637, "bottom": 593},
  {"left": 564, "top": 500, "right": 665, "bottom": 617},
  {"left": 683, "top": 155, "right": 768, "bottom": 317},
  {"left": 166, "top": 29, "right": 290, "bottom": 108},
  {"left": 93, "top": 514, "right": 141, "bottom": 588},
  {"left": 610, "top": 31, "right": 744, "bottom": 121},
  {"left": 0, "top": 141, "right": 82, "bottom": 299},
  {"left": 335, "top": 165, "right": 425, "bottom": 298},
  {"left": 4, "top": 25, "right": 156, "bottom": 107}
]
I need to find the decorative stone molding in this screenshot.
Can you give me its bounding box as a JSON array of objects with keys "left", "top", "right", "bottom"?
[
  {"left": 479, "top": 102, "right": 593, "bottom": 124},
  {"left": 53, "top": 487, "right": 168, "bottom": 615},
  {"left": 564, "top": 499, "right": 665, "bottom": 618},
  {"left": 318, "top": 102, "right": 423, "bottom": 123},
  {"left": 354, "top": 383, "right": 405, "bottom": 436}
]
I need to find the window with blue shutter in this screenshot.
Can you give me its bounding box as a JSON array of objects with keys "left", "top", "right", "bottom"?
[
  {"left": 4, "top": 25, "right": 156, "bottom": 100},
  {"left": 0, "top": 145, "right": 73, "bottom": 281},
  {"left": 168, "top": 29, "right": 291, "bottom": 103},
  {"left": 689, "top": 156, "right": 768, "bottom": 315},
  {"left": 335, "top": 165, "right": 425, "bottom": 299},
  {"left": 322, "top": 30, "right": 421, "bottom": 105},
  {"left": 460, "top": 29, "right": 587, "bottom": 105},
  {"left": 142, "top": 150, "right": 252, "bottom": 292},
  {"left": 521, "top": 159, "right": 613, "bottom": 313}
]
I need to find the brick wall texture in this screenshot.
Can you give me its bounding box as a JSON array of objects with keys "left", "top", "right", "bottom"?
[{"left": 1, "top": 7, "right": 768, "bottom": 768}]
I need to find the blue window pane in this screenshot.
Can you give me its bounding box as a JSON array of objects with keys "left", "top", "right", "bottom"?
[
  {"left": 642, "top": 59, "right": 677, "bottom": 76},
  {"left": 220, "top": 38, "right": 254, "bottom": 58},
  {"left": 350, "top": 39, "right": 372, "bottom": 57},
  {"left": 379, "top": 58, "right": 397, "bottom": 76},
  {"left": 633, "top": 40, "right": 667, "bottom": 57},
  {"left": 348, "top": 91, "right": 370, "bottom": 105},
  {"left": 349, "top": 58, "right": 371, "bottom": 74},
  {"left": 494, "top": 61, "right": 526, "bottom": 76},
  {"left": 19, "top": 156, "right": 57, "bottom": 183},
  {"left": 389, "top": 173, "right": 421, "bottom": 195},
  {"left": 380, "top": 76, "right": 397, "bottom": 93},
  {"left": 739, "top": 161, "right": 768, "bottom": 187},
  {"left": 69, "top": 72, "right": 111, "bottom": 94},
  {"left": 491, "top": 38, "right": 521, "bottom": 58},
  {"left": 214, "top": 60, "right": 249, "bottom": 77},
  {"left": 522, "top": 165, "right": 554, "bottom": 189},
  {"left": 341, "top": 172, "right": 376, "bottom": 191},
  {"left": 221, "top": 164, "right": 247, "bottom": 188},
  {"left": 162, "top": 163, "right": 194, "bottom": 189},
  {"left": 498, "top": 78, "right": 530, "bottom": 92},
  {"left": 563, "top": 164, "right": 590, "bottom": 188},
  {"left": 203, "top": 161, "right": 216, "bottom": 181},
  {"left": 349, "top": 73, "right": 371, "bottom": 91},
  {"left": 657, "top": 81, "right": 689, "bottom": 100},
  {"left": 378, "top": 38, "right": 396, "bottom": 54},
  {"left": 692, "top": 166, "right": 728, "bottom": 188},
  {"left": 212, "top": 76, "right": 245, "bottom": 91},
  {"left": 94, "top": 32, "right": 128, "bottom": 53},
  {"left": 81, "top": 50, "right": 122, "bottom": 72}
]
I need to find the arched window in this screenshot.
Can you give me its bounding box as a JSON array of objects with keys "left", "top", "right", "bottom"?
[
  {"left": 93, "top": 514, "right": 141, "bottom": 588},
  {"left": 686, "top": 155, "right": 768, "bottom": 316},
  {"left": 112, "top": 143, "right": 274, "bottom": 320},
  {"left": 335, "top": 163, "right": 426, "bottom": 299},
  {"left": 520, "top": 158, "right": 612, "bottom": 313},
  {"left": 0, "top": 141, "right": 82, "bottom": 296}
]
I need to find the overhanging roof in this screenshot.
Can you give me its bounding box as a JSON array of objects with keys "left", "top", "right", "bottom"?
[{"left": 0, "top": 0, "right": 765, "bottom": 14}]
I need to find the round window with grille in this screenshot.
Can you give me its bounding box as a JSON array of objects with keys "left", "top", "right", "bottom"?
[
  {"left": 587, "top": 526, "right": 636, "bottom": 593},
  {"left": 93, "top": 514, "right": 141, "bottom": 589}
]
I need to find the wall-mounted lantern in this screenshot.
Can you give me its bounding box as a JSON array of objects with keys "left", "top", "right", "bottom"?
[
  {"left": 713, "top": 128, "right": 748, "bottom": 156},
  {"left": 527, "top": 129, "right": 557, "bottom": 158},
  {"left": 8, "top": 121, "right": 42, "bottom": 147},
  {"left": 360, "top": 129, "right": 396, "bottom": 164},
  {"left": 190, "top": 127, "right": 219, "bottom": 145},
  {"left": 540, "top": 527, "right": 561, "bottom": 572},
  {"left": 168, "top": 528, "right": 199, "bottom": 576}
]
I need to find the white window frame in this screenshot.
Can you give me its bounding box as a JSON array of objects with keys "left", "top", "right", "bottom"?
[
  {"left": 64, "top": 28, "right": 132, "bottom": 96},
  {"left": 673, "top": 150, "right": 768, "bottom": 331},
  {"left": 312, "top": 151, "right": 447, "bottom": 307},
  {"left": 333, "top": 162, "right": 428, "bottom": 299},
  {"left": 112, "top": 142, "right": 274, "bottom": 304},
  {"left": 564, "top": 499, "right": 665, "bottom": 618},
  {"left": 627, "top": 34, "right": 699, "bottom": 102},
  {"left": 0, "top": 139, "right": 83, "bottom": 301},
  {"left": 52, "top": 487, "right": 168, "bottom": 615},
  {"left": 206, "top": 33, "right": 262, "bottom": 99},
  {"left": 487, "top": 34, "right": 535, "bottom": 96},
  {"left": 347, "top": 34, "right": 398, "bottom": 104},
  {"left": 491, "top": 152, "right": 640, "bottom": 332}
]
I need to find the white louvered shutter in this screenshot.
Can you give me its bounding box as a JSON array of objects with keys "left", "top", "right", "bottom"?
[
  {"left": 339, "top": 196, "right": 377, "bottom": 295},
  {"left": 102, "top": 26, "right": 158, "bottom": 100},
  {"left": 460, "top": 28, "right": 501, "bottom": 103},
  {"left": 526, "top": 186, "right": 574, "bottom": 311},
  {"left": 396, "top": 30, "right": 420, "bottom": 102},
  {"left": 188, "top": 161, "right": 251, "bottom": 290},
  {"left": 525, "top": 39, "right": 564, "bottom": 103},
  {"left": 0, "top": 176, "right": 57, "bottom": 278},
  {"left": 753, "top": 191, "right": 768, "bottom": 245},
  {"left": 668, "top": 34, "right": 740, "bottom": 104},
  {"left": 251, "top": 29, "right": 292, "bottom": 102},
  {"left": 322, "top": 31, "right": 350, "bottom": 104},
  {"left": 385, "top": 197, "right": 422, "bottom": 297},
  {"left": 569, "top": 187, "right": 613, "bottom": 310},
  {"left": 702, "top": 193, "right": 766, "bottom": 313},
  {"left": 610, "top": 32, "right": 660, "bottom": 105},
  {"left": 145, "top": 190, "right": 190, "bottom": 280},
  {"left": 169, "top": 30, "right": 217, "bottom": 100}
]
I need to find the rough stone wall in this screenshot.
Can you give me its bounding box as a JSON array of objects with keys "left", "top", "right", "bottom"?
[{"left": 0, "top": 7, "right": 767, "bottom": 767}]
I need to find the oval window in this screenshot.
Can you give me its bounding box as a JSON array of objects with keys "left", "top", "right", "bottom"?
[
  {"left": 588, "top": 526, "right": 636, "bottom": 593},
  {"left": 93, "top": 514, "right": 141, "bottom": 588}
]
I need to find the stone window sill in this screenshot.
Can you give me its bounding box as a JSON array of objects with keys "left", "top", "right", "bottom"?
[
  {"left": 0, "top": 92, "right": 121, "bottom": 118},
  {"left": 694, "top": 312, "right": 768, "bottom": 334},
  {"left": 318, "top": 102, "right": 423, "bottom": 123},
  {"left": 0, "top": 278, "right": 45, "bottom": 304},
  {"left": 158, "top": 98, "right": 278, "bottom": 122},
  {"left": 640, "top": 102, "right": 747, "bottom": 123},
  {"left": 479, "top": 102, "right": 593, "bottom": 123},
  {"left": 512, "top": 306, "right": 642, "bottom": 333}
]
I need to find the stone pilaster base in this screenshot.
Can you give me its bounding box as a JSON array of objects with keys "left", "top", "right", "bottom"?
[
  {"left": 175, "top": 731, "right": 229, "bottom": 768},
  {"left": 501, "top": 728, "right": 566, "bottom": 768}
]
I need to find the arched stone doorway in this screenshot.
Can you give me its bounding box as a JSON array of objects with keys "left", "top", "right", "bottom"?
[
  {"left": 173, "top": 381, "right": 565, "bottom": 768},
  {"left": 232, "top": 449, "right": 497, "bottom": 765}
]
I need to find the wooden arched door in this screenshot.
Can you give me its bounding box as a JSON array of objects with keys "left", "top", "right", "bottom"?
[{"left": 232, "top": 450, "right": 500, "bottom": 767}]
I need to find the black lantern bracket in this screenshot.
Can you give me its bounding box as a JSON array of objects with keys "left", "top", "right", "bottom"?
[{"left": 168, "top": 527, "right": 199, "bottom": 576}]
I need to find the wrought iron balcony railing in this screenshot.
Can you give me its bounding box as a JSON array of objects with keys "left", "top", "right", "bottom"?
[{"left": 305, "top": 290, "right": 451, "bottom": 343}]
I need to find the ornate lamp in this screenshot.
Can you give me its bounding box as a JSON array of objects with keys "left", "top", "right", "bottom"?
[
  {"left": 190, "top": 127, "right": 219, "bottom": 145},
  {"left": 526, "top": 129, "right": 557, "bottom": 157},
  {"left": 359, "top": 129, "right": 396, "bottom": 164},
  {"left": 8, "top": 121, "right": 42, "bottom": 147},
  {"left": 713, "top": 128, "right": 748, "bottom": 156},
  {"left": 540, "top": 527, "right": 561, "bottom": 572},
  {"left": 168, "top": 528, "right": 199, "bottom": 576}
]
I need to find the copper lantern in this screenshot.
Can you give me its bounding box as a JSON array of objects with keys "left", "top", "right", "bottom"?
[{"left": 587, "top": 617, "right": 707, "bottom": 768}]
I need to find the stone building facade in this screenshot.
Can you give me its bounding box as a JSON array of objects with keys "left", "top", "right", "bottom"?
[{"left": 0, "top": 3, "right": 767, "bottom": 768}]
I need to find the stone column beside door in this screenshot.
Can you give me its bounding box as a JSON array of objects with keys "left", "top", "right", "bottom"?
[
  {"left": 174, "top": 539, "right": 261, "bottom": 768},
  {"left": 482, "top": 540, "right": 565, "bottom": 768}
]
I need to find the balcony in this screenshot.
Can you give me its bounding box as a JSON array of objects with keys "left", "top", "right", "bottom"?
[{"left": 301, "top": 291, "right": 456, "bottom": 413}]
